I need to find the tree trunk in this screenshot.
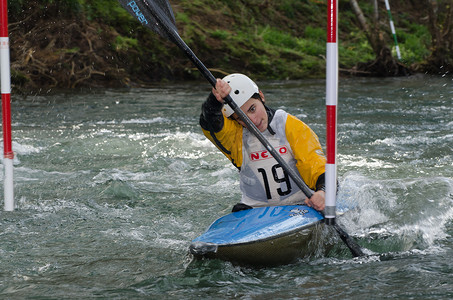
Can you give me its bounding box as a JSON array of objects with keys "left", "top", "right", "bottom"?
[
  {"left": 349, "top": 0, "right": 382, "bottom": 55},
  {"left": 372, "top": 0, "right": 379, "bottom": 36},
  {"left": 425, "top": 0, "right": 453, "bottom": 72}
]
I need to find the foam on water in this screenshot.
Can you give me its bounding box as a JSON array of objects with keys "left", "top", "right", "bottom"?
[
  {"left": 120, "top": 117, "right": 171, "bottom": 124},
  {"left": 336, "top": 170, "right": 453, "bottom": 257}
]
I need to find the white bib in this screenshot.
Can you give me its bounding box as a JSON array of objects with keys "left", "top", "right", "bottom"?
[{"left": 240, "top": 110, "right": 307, "bottom": 207}]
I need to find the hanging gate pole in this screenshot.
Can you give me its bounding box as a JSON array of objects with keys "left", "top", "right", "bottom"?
[
  {"left": 384, "top": 0, "right": 401, "bottom": 60},
  {"left": 0, "top": 0, "right": 14, "bottom": 211},
  {"left": 325, "top": 0, "right": 338, "bottom": 225}
]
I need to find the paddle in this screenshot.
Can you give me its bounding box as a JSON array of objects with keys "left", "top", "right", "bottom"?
[{"left": 118, "top": 0, "right": 364, "bottom": 257}]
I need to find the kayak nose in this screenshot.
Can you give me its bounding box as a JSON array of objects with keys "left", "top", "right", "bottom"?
[{"left": 189, "top": 241, "right": 218, "bottom": 257}]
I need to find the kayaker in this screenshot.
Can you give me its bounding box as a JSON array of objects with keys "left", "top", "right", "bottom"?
[{"left": 200, "top": 73, "right": 326, "bottom": 212}]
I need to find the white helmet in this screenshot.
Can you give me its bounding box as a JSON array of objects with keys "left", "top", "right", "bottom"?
[{"left": 221, "top": 73, "right": 259, "bottom": 117}]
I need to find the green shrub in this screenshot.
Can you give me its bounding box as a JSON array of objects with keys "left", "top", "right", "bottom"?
[
  {"left": 113, "top": 36, "right": 138, "bottom": 52},
  {"left": 260, "top": 26, "right": 298, "bottom": 50}
]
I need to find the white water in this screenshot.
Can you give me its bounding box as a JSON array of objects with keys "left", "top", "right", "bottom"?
[{"left": 0, "top": 76, "right": 452, "bottom": 298}]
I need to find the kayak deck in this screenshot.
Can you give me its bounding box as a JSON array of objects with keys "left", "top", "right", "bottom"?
[{"left": 190, "top": 205, "right": 327, "bottom": 266}]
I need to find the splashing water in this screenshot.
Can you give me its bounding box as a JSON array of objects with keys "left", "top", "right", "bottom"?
[{"left": 1, "top": 76, "right": 452, "bottom": 298}]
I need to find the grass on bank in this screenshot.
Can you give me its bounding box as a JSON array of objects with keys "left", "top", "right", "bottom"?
[{"left": 10, "top": 0, "right": 434, "bottom": 85}]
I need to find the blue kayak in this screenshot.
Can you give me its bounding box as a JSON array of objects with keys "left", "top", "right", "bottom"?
[{"left": 190, "top": 205, "right": 326, "bottom": 266}]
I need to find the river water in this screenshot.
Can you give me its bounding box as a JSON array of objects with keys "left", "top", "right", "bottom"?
[{"left": 1, "top": 75, "right": 452, "bottom": 299}]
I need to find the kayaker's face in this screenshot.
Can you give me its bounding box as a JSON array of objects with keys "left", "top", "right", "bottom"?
[{"left": 233, "top": 97, "right": 268, "bottom": 132}]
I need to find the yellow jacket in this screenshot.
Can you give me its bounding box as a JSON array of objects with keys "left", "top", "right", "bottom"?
[{"left": 200, "top": 96, "right": 326, "bottom": 196}]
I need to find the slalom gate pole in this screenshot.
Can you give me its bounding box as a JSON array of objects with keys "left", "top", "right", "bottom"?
[
  {"left": 325, "top": 0, "right": 338, "bottom": 225},
  {"left": 0, "top": 0, "right": 14, "bottom": 211},
  {"left": 384, "top": 0, "right": 401, "bottom": 60}
]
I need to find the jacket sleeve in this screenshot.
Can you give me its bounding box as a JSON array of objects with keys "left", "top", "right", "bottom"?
[
  {"left": 199, "top": 93, "right": 244, "bottom": 168},
  {"left": 200, "top": 92, "right": 224, "bottom": 132},
  {"left": 285, "top": 114, "right": 326, "bottom": 190}
]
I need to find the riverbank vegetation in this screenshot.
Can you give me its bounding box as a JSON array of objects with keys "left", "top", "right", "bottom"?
[{"left": 8, "top": 0, "right": 453, "bottom": 91}]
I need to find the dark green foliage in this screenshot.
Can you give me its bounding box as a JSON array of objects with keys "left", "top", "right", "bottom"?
[{"left": 9, "top": 0, "right": 440, "bottom": 88}]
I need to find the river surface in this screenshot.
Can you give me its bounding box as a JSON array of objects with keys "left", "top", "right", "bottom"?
[{"left": 1, "top": 75, "right": 452, "bottom": 299}]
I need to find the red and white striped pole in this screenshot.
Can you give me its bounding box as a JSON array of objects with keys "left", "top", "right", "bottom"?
[
  {"left": 325, "top": 0, "right": 338, "bottom": 225},
  {"left": 0, "top": 0, "right": 14, "bottom": 211}
]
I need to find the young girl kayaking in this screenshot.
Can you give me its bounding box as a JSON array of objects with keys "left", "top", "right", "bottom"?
[{"left": 200, "top": 73, "right": 326, "bottom": 212}]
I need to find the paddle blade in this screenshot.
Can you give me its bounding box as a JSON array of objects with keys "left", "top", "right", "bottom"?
[
  {"left": 118, "top": 0, "right": 177, "bottom": 40},
  {"left": 334, "top": 223, "right": 365, "bottom": 257}
]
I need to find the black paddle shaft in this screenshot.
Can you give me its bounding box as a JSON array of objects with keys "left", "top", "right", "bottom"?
[
  {"left": 120, "top": 0, "right": 315, "bottom": 198},
  {"left": 118, "top": 0, "right": 365, "bottom": 257}
]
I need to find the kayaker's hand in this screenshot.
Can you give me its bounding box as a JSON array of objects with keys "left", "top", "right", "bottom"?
[
  {"left": 212, "top": 79, "right": 231, "bottom": 104},
  {"left": 305, "top": 190, "right": 325, "bottom": 211}
]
